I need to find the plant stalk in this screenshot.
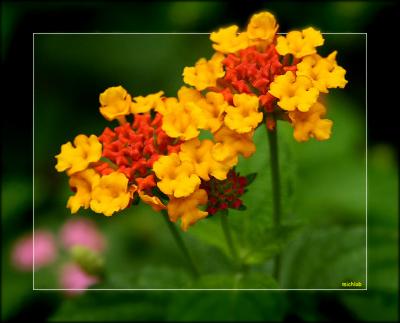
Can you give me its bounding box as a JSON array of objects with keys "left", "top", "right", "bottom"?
[
  {"left": 161, "top": 211, "right": 200, "bottom": 279},
  {"left": 220, "top": 211, "right": 240, "bottom": 267},
  {"left": 266, "top": 120, "right": 282, "bottom": 283}
]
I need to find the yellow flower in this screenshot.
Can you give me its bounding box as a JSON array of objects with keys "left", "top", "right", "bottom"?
[
  {"left": 183, "top": 53, "right": 225, "bottom": 91},
  {"left": 153, "top": 153, "right": 200, "bottom": 198},
  {"left": 211, "top": 126, "right": 256, "bottom": 166},
  {"left": 179, "top": 138, "right": 231, "bottom": 181},
  {"left": 55, "top": 134, "right": 102, "bottom": 175},
  {"left": 167, "top": 189, "right": 208, "bottom": 231},
  {"left": 175, "top": 88, "right": 227, "bottom": 134},
  {"left": 131, "top": 91, "right": 164, "bottom": 114},
  {"left": 90, "top": 172, "right": 131, "bottom": 216},
  {"left": 177, "top": 86, "right": 203, "bottom": 103},
  {"left": 191, "top": 91, "right": 227, "bottom": 133},
  {"left": 162, "top": 98, "right": 199, "bottom": 140},
  {"left": 99, "top": 86, "right": 132, "bottom": 121},
  {"left": 224, "top": 93, "right": 263, "bottom": 133},
  {"left": 247, "top": 11, "right": 278, "bottom": 44},
  {"left": 276, "top": 27, "right": 324, "bottom": 58},
  {"left": 138, "top": 191, "right": 166, "bottom": 212},
  {"left": 160, "top": 98, "right": 203, "bottom": 141},
  {"left": 210, "top": 25, "right": 250, "bottom": 54},
  {"left": 269, "top": 71, "right": 319, "bottom": 112},
  {"left": 296, "top": 51, "right": 348, "bottom": 93},
  {"left": 288, "top": 101, "right": 333, "bottom": 142},
  {"left": 67, "top": 169, "right": 100, "bottom": 214}
]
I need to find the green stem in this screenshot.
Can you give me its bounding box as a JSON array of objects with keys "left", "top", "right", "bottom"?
[
  {"left": 161, "top": 211, "right": 200, "bottom": 279},
  {"left": 220, "top": 211, "right": 240, "bottom": 267},
  {"left": 266, "top": 120, "right": 282, "bottom": 283}
]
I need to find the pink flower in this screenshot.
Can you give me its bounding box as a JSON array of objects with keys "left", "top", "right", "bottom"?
[
  {"left": 60, "top": 218, "right": 105, "bottom": 252},
  {"left": 12, "top": 230, "right": 57, "bottom": 271},
  {"left": 60, "top": 263, "right": 99, "bottom": 295}
]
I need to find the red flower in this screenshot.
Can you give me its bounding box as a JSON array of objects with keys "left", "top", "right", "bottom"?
[
  {"left": 201, "top": 169, "right": 249, "bottom": 215},
  {"left": 98, "top": 112, "right": 181, "bottom": 184}
]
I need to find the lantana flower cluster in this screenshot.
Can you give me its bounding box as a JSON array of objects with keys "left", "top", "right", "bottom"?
[
  {"left": 55, "top": 11, "right": 347, "bottom": 231},
  {"left": 183, "top": 11, "right": 347, "bottom": 140}
]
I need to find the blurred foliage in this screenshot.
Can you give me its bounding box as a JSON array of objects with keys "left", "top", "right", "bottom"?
[{"left": 1, "top": 1, "right": 398, "bottom": 322}]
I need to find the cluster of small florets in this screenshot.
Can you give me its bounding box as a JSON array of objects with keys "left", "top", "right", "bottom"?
[
  {"left": 96, "top": 113, "right": 180, "bottom": 190},
  {"left": 201, "top": 169, "right": 248, "bottom": 215},
  {"left": 183, "top": 11, "right": 347, "bottom": 141},
  {"left": 55, "top": 11, "right": 347, "bottom": 231}
]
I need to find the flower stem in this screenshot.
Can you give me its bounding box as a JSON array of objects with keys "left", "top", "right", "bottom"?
[
  {"left": 266, "top": 120, "right": 282, "bottom": 283},
  {"left": 220, "top": 211, "right": 240, "bottom": 267},
  {"left": 161, "top": 211, "right": 200, "bottom": 279}
]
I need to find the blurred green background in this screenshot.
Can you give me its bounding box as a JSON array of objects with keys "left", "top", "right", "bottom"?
[{"left": 2, "top": 1, "right": 398, "bottom": 321}]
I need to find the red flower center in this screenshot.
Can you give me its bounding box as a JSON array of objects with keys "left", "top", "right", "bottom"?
[
  {"left": 216, "top": 44, "right": 297, "bottom": 112},
  {"left": 95, "top": 112, "right": 181, "bottom": 192}
]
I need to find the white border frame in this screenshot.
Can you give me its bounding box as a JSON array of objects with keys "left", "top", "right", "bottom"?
[{"left": 32, "top": 32, "right": 368, "bottom": 291}]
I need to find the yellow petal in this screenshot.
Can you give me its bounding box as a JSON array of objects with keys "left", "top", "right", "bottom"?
[
  {"left": 210, "top": 26, "right": 249, "bottom": 54},
  {"left": 167, "top": 189, "right": 208, "bottom": 231},
  {"left": 289, "top": 101, "right": 333, "bottom": 142},
  {"left": 55, "top": 134, "right": 102, "bottom": 175},
  {"left": 138, "top": 191, "right": 166, "bottom": 212},
  {"left": 247, "top": 11, "right": 278, "bottom": 44},
  {"left": 90, "top": 172, "right": 130, "bottom": 216},
  {"left": 183, "top": 53, "right": 225, "bottom": 91},
  {"left": 224, "top": 94, "right": 262, "bottom": 133},
  {"left": 67, "top": 169, "right": 100, "bottom": 214},
  {"left": 276, "top": 27, "right": 324, "bottom": 58},
  {"left": 99, "top": 86, "right": 132, "bottom": 121},
  {"left": 131, "top": 91, "right": 164, "bottom": 114}
]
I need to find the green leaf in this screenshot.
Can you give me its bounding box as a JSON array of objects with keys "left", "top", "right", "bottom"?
[
  {"left": 167, "top": 273, "right": 285, "bottom": 321},
  {"left": 188, "top": 272, "right": 278, "bottom": 289},
  {"left": 187, "top": 124, "right": 301, "bottom": 269},
  {"left": 241, "top": 224, "right": 301, "bottom": 265},
  {"left": 245, "top": 172, "right": 257, "bottom": 185},
  {"left": 98, "top": 264, "right": 192, "bottom": 290},
  {"left": 51, "top": 292, "right": 168, "bottom": 321},
  {"left": 338, "top": 145, "right": 398, "bottom": 321},
  {"left": 188, "top": 215, "right": 230, "bottom": 257},
  {"left": 281, "top": 226, "right": 366, "bottom": 289},
  {"left": 135, "top": 266, "right": 191, "bottom": 289}
]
